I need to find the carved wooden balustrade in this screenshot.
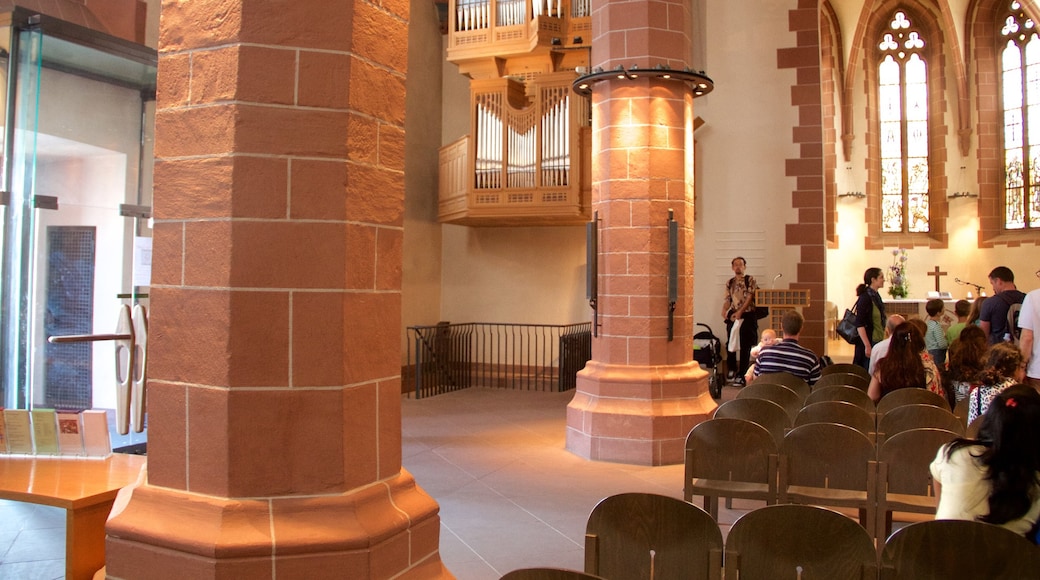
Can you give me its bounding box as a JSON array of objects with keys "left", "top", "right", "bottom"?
[
  {"left": 439, "top": 72, "right": 591, "bottom": 225},
  {"left": 448, "top": 0, "right": 591, "bottom": 72}
]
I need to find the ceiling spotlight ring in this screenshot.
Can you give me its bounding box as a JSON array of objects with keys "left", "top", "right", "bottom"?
[{"left": 572, "top": 65, "right": 714, "bottom": 97}]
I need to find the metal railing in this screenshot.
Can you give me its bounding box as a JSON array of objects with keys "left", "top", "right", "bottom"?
[{"left": 406, "top": 322, "right": 591, "bottom": 398}]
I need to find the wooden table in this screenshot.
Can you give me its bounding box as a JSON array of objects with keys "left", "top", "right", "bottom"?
[{"left": 0, "top": 454, "right": 146, "bottom": 580}]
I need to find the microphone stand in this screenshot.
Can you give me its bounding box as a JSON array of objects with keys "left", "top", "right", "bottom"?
[{"left": 954, "top": 277, "right": 985, "bottom": 295}]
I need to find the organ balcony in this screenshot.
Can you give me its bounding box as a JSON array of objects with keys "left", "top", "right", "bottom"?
[
  {"left": 447, "top": 0, "right": 591, "bottom": 78},
  {"left": 438, "top": 72, "right": 592, "bottom": 226}
]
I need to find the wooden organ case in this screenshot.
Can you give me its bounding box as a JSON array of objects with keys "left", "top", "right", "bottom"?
[{"left": 439, "top": 0, "right": 592, "bottom": 226}]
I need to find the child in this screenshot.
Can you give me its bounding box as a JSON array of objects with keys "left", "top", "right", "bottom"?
[
  {"left": 925, "top": 298, "right": 949, "bottom": 368},
  {"left": 743, "top": 328, "right": 778, "bottom": 384},
  {"left": 945, "top": 299, "right": 970, "bottom": 346}
]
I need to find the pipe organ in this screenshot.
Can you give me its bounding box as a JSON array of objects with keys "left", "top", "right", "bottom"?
[{"left": 440, "top": 0, "right": 591, "bottom": 225}]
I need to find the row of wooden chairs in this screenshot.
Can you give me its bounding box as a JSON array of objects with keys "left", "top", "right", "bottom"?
[
  {"left": 723, "top": 390, "right": 962, "bottom": 448},
  {"left": 684, "top": 417, "right": 960, "bottom": 543},
  {"left": 740, "top": 380, "right": 951, "bottom": 419},
  {"left": 502, "top": 498, "right": 1040, "bottom": 579}
]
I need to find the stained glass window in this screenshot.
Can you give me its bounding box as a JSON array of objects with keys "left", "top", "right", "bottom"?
[
  {"left": 1000, "top": 1, "right": 1040, "bottom": 229},
  {"left": 877, "top": 11, "right": 929, "bottom": 233}
]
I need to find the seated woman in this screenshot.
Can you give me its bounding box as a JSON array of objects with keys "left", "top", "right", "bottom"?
[
  {"left": 967, "top": 343, "right": 1026, "bottom": 423},
  {"left": 930, "top": 385, "right": 1040, "bottom": 537},
  {"left": 945, "top": 325, "right": 988, "bottom": 404},
  {"left": 867, "top": 321, "right": 944, "bottom": 403}
]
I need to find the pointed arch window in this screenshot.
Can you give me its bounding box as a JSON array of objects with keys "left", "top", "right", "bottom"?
[
  {"left": 999, "top": 1, "right": 1040, "bottom": 230},
  {"left": 877, "top": 10, "right": 930, "bottom": 233}
]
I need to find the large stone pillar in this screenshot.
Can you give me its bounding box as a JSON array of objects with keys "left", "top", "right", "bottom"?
[
  {"left": 566, "top": 0, "right": 715, "bottom": 465},
  {"left": 105, "top": 2, "right": 449, "bottom": 578}
]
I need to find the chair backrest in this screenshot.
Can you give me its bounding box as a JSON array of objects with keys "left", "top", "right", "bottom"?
[
  {"left": 585, "top": 493, "right": 723, "bottom": 580},
  {"left": 877, "top": 387, "right": 950, "bottom": 415},
  {"left": 781, "top": 423, "right": 876, "bottom": 491},
  {"left": 813, "top": 372, "right": 869, "bottom": 391},
  {"left": 966, "top": 415, "right": 983, "bottom": 438},
  {"left": 725, "top": 504, "right": 878, "bottom": 580},
  {"left": 878, "top": 428, "right": 960, "bottom": 496},
  {"left": 736, "top": 383, "right": 802, "bottom": 421},
  {"left": 952, "top": 395, "right": 969, "bottom": 424},
  {"left": 880, "top": 520, "right": 1040, "bottom": 579},
  {"left": 752, "top": 372, "right": 810, "bottom": 398},
  {"left": 685, "top": 417, "right": 778, "bottom": 489},
  {"left": 794, "top": 401, "right": 875, "bottom": 437},
  {"left": 500, "top": 569, "right": 605, "bottom": 580},
  {"left": 878, "top": 404, "right": 964, "bottom": 443},
  {"left": 820, "top": 362, "right": 871, "bottom": 381},
  {"left": 803, "top": 384, "right": 876, "bottom": 414},
  {"left": 713, "top": 398, "right": 791, "bottom": 445}
]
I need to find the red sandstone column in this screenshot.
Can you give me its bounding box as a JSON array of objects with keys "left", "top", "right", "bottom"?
[
  {"left": 105, "top": 2, "right": 449, "bottom": 578},
  {"left": 565, "top": 0, "right": 715, "bottom": 465}
]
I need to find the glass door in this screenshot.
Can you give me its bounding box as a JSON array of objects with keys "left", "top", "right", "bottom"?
[{"left": 0, "top": 10, "right": 156, "bottom": 426}]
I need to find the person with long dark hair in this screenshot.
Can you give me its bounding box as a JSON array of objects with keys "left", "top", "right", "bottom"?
[
  {"left": 853, "top": 267, "right": 886, "bottom": 370},
  {"left": 930, "top": 385, "right": 1040, "bottom": 537},
  {"left": 945, "top": 324, "right": 989, "bottom": 403},
  {"left": 867, "top": 321, "right": 943, "bottom": 402}
]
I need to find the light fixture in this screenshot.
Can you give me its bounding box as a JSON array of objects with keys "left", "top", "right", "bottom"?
[
  {"left": 573, "top": 36, "right": 583, "bottom": 44},
  {"left": 551, "top": 37, "right": 562, "bottom": 46},
  {"left": 572, "top": 64, "right": 714, "bottom": 97},
  {"left": 948, "top": 165, "right": 978, "bottom": 199},
  {"left": 838, "top": 165, "right": 865, "bottom": 199}
]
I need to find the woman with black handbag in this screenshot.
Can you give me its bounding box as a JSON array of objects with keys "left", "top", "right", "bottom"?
[{"left": 853, "top": 267, "right": 886, "bottom": 370}]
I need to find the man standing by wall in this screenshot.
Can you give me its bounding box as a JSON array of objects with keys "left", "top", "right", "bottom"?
[
  {"left": 980, "top": 266, "right": 1026, "bottom": 345},
  {"left": 722, "top": 257, "right": 759, "bottom": 386}
]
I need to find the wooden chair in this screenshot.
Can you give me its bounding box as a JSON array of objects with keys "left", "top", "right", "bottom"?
[
  {"left": 877, "top": 388, "right": 950, "bottom": 415},
  {"left": 880, "top": 519, "right": 1040, "bottom": 579},
  {"left": 724, "top": 504, "right": 878, "bottom": 580},
  {"left": 803, "top": 384, "right": 876, "bottom": 414},
  {"left": 876, "top": 404, "right": 964, "bottom": 446},
  {"left": 966, "top": 415, "right": 983, "bottom": 438},
  {"left": 813, "top": 372, "right": 869, "bottom": 391},
  {"left": 778, "top": 423, "right": 878, "bottom": 540},
  {"left": 820, "top": 362, "right": 871, "bottom": 381},
  {"left": 736, "top": 383, "right": 802, "bottom": 421},
  {"left": 876, "top": 428, "right": 960, "bottom": 539},
  {"left": 752, "top": 372, "right": 810, "bottom": 399},
  {"left": 585, "top": 493, "right": 723, "bottom": 580},
  {"left": 793, "top": 401, "right": 876, "bottom": 439},
  {"left": 713, "top": 398, "right": 791, "bottom": 446},
  {"left": 684, "top": 417, "right": 778, "bottom": 519},
  {"left": 952, "top": 396, "right": 969, "bottom": 425},
  {"left": 500, "top": 569, "right": 605, "bottom": 580}
]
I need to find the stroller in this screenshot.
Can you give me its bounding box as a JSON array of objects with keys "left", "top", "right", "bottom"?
[{"left": 693, "top": 322, "right": 724, "bottom": 399}]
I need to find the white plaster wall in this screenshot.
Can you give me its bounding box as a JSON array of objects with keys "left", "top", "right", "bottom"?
[
  {"left": 693, "top": 0, "right": 804, "bottom": 333},
  {"left": 402, "top": 0, "right": 445, "bottom": 358}
]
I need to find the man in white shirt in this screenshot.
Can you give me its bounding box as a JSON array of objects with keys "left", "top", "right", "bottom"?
[
  {"left": 868, "top": 314, "right": 905, "bottom": 376},
  {"left": 1020, "top": 283, "right": 1040, "bottom": 391}
]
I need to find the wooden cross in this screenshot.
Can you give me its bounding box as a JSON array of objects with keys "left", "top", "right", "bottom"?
[{"left": 928, "top": 265, "right": 948, "bottom": 292}]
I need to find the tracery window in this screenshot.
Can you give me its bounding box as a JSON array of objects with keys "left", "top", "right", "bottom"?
[
  {"left": 999, "top": 1, "right": 1040, "bottom": 230},
  {"left": 877, "top": 10, "right": 930, "bottom": 233}
]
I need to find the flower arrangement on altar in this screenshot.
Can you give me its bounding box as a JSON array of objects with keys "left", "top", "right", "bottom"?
[{"left": 888, "top": 248, "right": 909, "bottom": 299}]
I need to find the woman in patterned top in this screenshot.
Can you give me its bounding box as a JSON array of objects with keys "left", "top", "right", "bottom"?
[{"left": 968, "top": 343, "right": 1026, "bottom": 423}]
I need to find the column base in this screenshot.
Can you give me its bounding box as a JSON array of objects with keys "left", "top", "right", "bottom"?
[
  {"left": 565, "top": 360, "right": 716, "bottom": 465},
  {"left": 105, "top": 467, "right": 452, "bottom": 579}
]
